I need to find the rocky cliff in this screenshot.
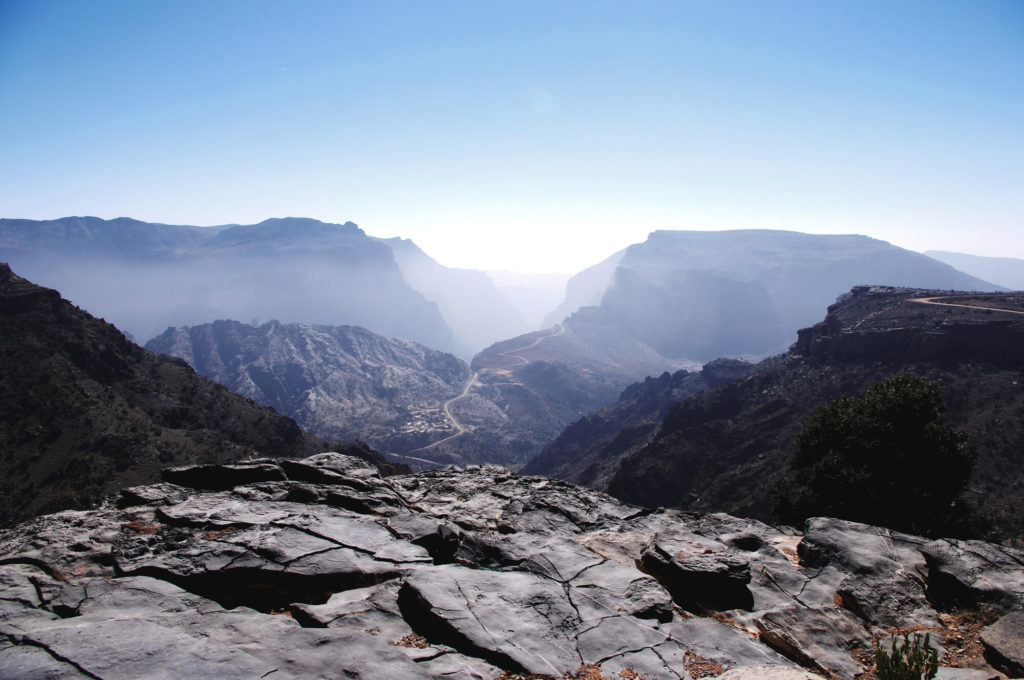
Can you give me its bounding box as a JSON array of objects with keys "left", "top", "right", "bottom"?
[
  {"left": 146, "top": 320, "right": 471, "bottom": 454},
  {"left": 539, "top": 287, "right": 1024, "bottom": 544},
  {"left": 0, "top": 453, "right": 1020, "bottom": 679},
  {"left": 0, "top": 263, "right": 398, "bottom": 528},
  {"left": 541, "top": 230, "right": 1001, "bottom": 366}
]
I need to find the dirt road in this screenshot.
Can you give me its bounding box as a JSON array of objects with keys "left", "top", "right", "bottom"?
[{"left": 408, "top": 323, "right": 566, "bottom": 453}]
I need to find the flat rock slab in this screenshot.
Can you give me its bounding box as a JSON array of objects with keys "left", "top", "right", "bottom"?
[
  {"left": 801, "top": 517, "right": 937, "bottom": 628},
  {"left": 981, "top": 610, "right": 1024, "bottom": 678},
  {"left": 716, "top": 666, "right": 824, "bottom": 680},
  {"left": 399, "top": 564, "right": 583, "bottom": 675},
  {"left": 3, "top": 453, "right": 1024, "bottom": 680},
  {"left": 923, "top": 538, "right": 1024, "bottom": 613},
  {"left": 755, "top": 606, "right": 872, "bottom": 679}
]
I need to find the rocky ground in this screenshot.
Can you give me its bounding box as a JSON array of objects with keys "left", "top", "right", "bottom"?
[{"left": 1, "top": 453, "right": 1022, "bottom": 679}]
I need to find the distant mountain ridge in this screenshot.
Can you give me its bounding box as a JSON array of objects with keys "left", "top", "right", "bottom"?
[
  {"left": 146, "top": 320, "right": 471, "bottom": 454},
  {"left": 0, "top": 216, "right": 459, "bottom": 351},
  {"left": 0, "top": 263, "right": 399, "bottom": 527},
  {"left": 926, "top": 250, "right": 1024, "bottom": 291},
  {"left": 381, "top": 237, "right": 531, "bottom": 356},
  {"left": 524, "top": 230, "right": 1003, "bottom": 384}
]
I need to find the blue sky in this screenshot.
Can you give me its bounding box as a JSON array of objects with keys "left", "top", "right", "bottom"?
[{"left": 1, "top": 1, "right": 1022, "bottom": 273}]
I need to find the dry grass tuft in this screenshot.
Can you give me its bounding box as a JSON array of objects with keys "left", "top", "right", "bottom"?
[
  {"left": 682, "top": 651, "right": 726, "bottom": 678},
  {"left": 392, "top": 633, "right": 430, "bottom": 649}
]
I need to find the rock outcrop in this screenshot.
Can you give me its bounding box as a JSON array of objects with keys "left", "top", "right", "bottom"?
[{"left": 2, "top": 454, "right": 1019, "bottom": 679}]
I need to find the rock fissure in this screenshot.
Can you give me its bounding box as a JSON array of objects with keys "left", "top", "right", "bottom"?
[
  {"left": 3, "top": 634, "right": 106, "bottom": 680},
  {"left": 1, "top": 453, "right": 1018, "bottom": 680}
]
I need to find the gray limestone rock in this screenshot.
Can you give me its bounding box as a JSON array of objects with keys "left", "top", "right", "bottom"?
[
  {"left": 1, "top": 452, "right": 1020, "bottom": 680},
  {"left": 716, "top": 667, "right": 823, "bottom": 680},
  {"left": 981, "top": 610, "right": 1024, "bottom": 678},
  {"left": 755, "top": 606, "right": 873, "bottom": 679},
  {"left": 923, "top": 538, "right": 1024, "bottom": 613},
  {"left": 801, "top": 517, "right": 938, "bottom": 628}
]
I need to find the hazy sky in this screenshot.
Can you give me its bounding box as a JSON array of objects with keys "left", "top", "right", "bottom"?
[{"left": 1, "top": 1, "right": 1022, "bottom": 274}]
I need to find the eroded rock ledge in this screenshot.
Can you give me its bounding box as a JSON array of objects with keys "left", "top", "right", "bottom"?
[{"left": 1, "top": 453, "right": 1021, "bottom": 679}]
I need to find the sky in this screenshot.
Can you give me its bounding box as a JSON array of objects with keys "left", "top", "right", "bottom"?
[{"left": 1, "top": 1, "right": 1022, "bottom": 274}]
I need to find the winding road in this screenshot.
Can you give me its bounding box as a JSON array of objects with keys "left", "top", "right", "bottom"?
[
  {"left": 407, "top": 323, "right": 566, "bottom": 453},
  {"left": 910, "top": 295, "right": 1024, "bottom": 316}
]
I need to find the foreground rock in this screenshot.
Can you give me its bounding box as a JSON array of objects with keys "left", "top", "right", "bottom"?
[{"left": 2, "top": 454, "right": 1021, "bottom": 679}]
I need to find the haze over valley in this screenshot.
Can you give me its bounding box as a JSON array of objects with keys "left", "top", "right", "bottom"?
[
  {"left": 3, "top": 3, "right": 1023, "bottom": 676},
  {"left": 2, "top": 215, "right": 1017, "bottom": 478}
]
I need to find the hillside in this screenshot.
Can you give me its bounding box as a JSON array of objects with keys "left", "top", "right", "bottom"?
[
  {"left": 0, "top": 216, "right": 457, "bottom": 352},
  {"left": 598, "top": 287, "right": 1024, "bottom": 544},
  {"left": 0, "top": 263, "right": 398, "bottom": 527},
  {"left": 146, "top": 320, "right": 471, "bottom": 454},
  {"left": 522, "top": 358, "right": 754, "bottom": 487},
  {"left": 398, "top": 314, "right": 686, "bottom": 468}
]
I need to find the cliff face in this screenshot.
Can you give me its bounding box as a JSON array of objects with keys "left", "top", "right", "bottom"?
[
  {"left": 146, "top": 320, "right": 471, "bottom": 453},
  {"left": 536, "top": 287, "right": 1024, "bottom": 543},
  {"left": 0, "top": 216, "right": 458, "bottom": 352},
  {"left": 542, "top": 230, "right": 1002, "bottom": 364},
  {"left": 794, "top": 286, "right": 1024, "bottom": 366},
  {"left": 0, "top": 264, "right": 396, "bottom": 528},
  {"left": 1, "top": 454, "right": 1020, "bottom": 679}
]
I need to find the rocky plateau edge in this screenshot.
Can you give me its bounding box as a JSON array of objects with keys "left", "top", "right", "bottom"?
[{"left": 1, "top": 454, "right": 1022, "bottom": 680}]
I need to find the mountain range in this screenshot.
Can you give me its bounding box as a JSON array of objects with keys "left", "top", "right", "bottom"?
[
  {"left": 0, "top": 216, "right": 553, "bottom": 358},
  {"left": 531, "top": 286, "right": 1024, "bottom": 544},
  {"left": 0, "top": 262, "right": 399, "bottom": 527},
  {"left": 536, "top": 230, "right": 1001, "bottom": 367}
]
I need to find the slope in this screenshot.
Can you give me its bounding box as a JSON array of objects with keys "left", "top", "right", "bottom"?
[
  {"left": 146, "top": 320, "right": 470, "bottom": 454},
  {"left": 603, "top": 287, "right": 1024, "bottom": 544},
  {"left": 0, "top": 263, "right": 398, "bottom": 527}
]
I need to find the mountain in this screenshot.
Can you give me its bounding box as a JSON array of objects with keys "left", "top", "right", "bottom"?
[
  {"left": 485, "top": 269, "right": 568, "bottom": 329},
  {"left": 579, "top": 230, "right": 1002, "bottom": 362},
  {"left": 0, "top": 216, "right": 457, "bottom": 352},
  {"left": 2, "top": 453, "right": 1021, "bottom": 679},
  {"left": 926, "top": 250, "right": 1024, "bottom": 291},
  {"left": 582, "top": 286, "right": 1024, "bottom": 544},
  {"left": 542, "top": 248, "right": 625, "bottom": 327},
  {"left": 522, "top": 358, "right": 754, "bottom": 488},
  {"left": 396, "top": 312, "right": 689, "bottom": 469},
  {"left": 0, "top": 263, "right": 399, "bottom": 528},
  {"left": 506, "top": 232, "right": 1004, "bottom": 449},
  {"left": 146, "top": 320, "right": 471, "bottom": 454},
  {"left": 381, "top": 237, "right": 530, "bottom": 357}
]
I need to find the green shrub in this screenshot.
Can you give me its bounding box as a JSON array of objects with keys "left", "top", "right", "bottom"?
[
  {"left": 874, "top": 632, "right": 938, "bottom": 680},
  {"left": 773, "top": 374, "right": 977, "bottom": 536}
]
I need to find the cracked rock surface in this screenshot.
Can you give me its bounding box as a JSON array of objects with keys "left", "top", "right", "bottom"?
[{"left": 1, "top": 453, "right": 1022, "bottom": 679}]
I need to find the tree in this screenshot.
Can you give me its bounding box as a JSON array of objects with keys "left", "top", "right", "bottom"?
[{"left": 773, "top": 374, "right": 977, "bottom": 536}]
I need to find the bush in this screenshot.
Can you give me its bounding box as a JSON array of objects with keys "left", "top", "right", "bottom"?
[
  {"left": 773, "top": 374, "right": 977, "bottom": 536},
  {"left": 875, "top": 632, "right": 938, "bottom": 680}
]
